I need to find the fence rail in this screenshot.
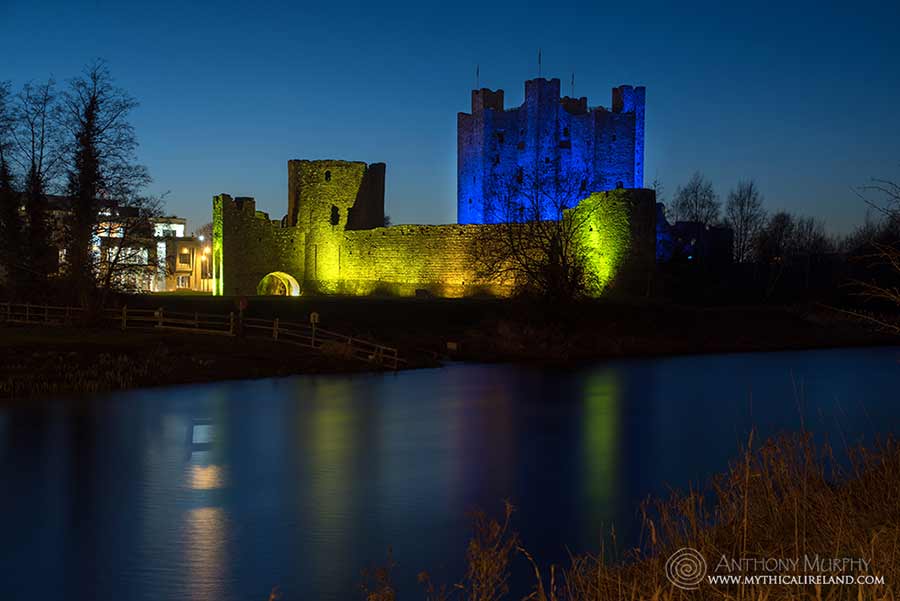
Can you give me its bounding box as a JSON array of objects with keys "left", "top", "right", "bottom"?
[{"left": 0, "top": 301, "right": 402, "bottom": 370}]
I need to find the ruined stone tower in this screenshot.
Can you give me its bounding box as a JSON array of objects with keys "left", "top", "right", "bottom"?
[
  {"left": 457, "top": 77, "right": 646, "bottom": 224},
  {"left": 287, "top": 159, "right": 385, "bottom": 232}
]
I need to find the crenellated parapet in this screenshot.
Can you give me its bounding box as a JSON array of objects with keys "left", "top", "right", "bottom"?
[{"left": 458, "top": 77, "right": 646, "bottom": 225}]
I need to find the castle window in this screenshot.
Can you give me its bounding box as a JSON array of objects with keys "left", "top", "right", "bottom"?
[
  {"left": 580, "top": 179, "right": 587, "bottom": 192},
  {"left": 563, "top": 127, "right": 569, "bottom": 137},
  {"left": 324, "top": 170, "right": 332, "bottom": 182},
  {"left": 559, "top": 140, "right": 571, "bottom": 149},
  {"left": 616, "top": 181, "right": 624, "bottom": 189},
  {"left": 496, "top": 132, "right": 505, "bottom": 144},
  {"left": 612, "top": 135, "right": 617, "bottom": 142},
  {"left": 544, "top": 157, "right": 550, "bottom": 164},
  {"left": 515, "top": 168, "right": 523, "bottom": 184},
  {"left": 492, "top": 155, "right": 500, "bottom": 166},
  {"left": 330, "top": 205, "right": 340, "bottom": 226},
  {"left": 517, "top": 142, "right": 525, "bottom": 151}
]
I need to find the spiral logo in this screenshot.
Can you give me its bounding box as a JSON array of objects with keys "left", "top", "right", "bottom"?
[{"left": 665, "top": 547, "right": 707, "bottom": 590}]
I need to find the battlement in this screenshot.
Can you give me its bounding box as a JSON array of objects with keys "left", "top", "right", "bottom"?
[
  {"left": 458, "top": 76, "right": 647, "bottom": 224},
  {"left": 471, "top": 88, "right": 504, "bottom": 113},
  {"left": 612, "top": 85, "right": 646, "bottom": 113}
]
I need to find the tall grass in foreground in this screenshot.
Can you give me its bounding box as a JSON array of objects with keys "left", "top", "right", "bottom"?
[{"left": 361, "top": 433, "right": 899, "bottom": 600}]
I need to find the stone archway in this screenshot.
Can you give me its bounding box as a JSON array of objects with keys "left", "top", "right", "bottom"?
[{"left": 257, "top": 271, "right": 302, "bottom": 296}]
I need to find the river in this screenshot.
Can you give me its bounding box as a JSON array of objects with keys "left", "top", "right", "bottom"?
[{"left": 1, "top": 346, "right": 898, "bottom": 600}]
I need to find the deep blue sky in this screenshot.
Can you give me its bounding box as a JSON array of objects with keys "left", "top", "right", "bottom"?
[{"left": 2, "top": 0, "right": 899, "bottom": 233}]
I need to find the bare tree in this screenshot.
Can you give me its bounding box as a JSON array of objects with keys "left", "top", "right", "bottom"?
[
  {"left": 59, "top": 61, "right": 153, "bottom": 305},
  {"left": 724, "top": 179, "right": 766, "bottom": 263},
  {"left": 0, "top": 81, "right": 23, "bottom": 293},
  {"left": 196, "top": 222, "right": 213, "bottom": 241},
  {"left": 672, "top": 171, "right": 719, "bottom": 225},
  {"left": 11, "top": 79, "right": 63, "bottom": 284},
  {"left": 844, "top": 177, "right": 900, "bottom": 332},
  {"left": 473, "top": 165, "right": 602, "bottom": 302}
]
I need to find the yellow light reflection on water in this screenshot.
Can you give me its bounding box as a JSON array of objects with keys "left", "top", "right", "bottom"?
[
  {"left": 185, "top": 506, "right": 228, "bottom": 601},
  {"left": 189, "top": 464, "right": 225, "bottom": 490},
  {"left": 582, "top": 370, "right": 620, "bottom": 509}
]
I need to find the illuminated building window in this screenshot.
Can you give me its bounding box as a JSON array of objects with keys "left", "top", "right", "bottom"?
[{"left": 178, "top": 251, "right": 191, "bottom": 266}]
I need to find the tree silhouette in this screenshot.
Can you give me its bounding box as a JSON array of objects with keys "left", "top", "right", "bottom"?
[
  {"left": 672, "top": 171, "right": 719, "bottom": 226},
  {"left": 724, "top": 180, "right": 766, "bottom": 263}
]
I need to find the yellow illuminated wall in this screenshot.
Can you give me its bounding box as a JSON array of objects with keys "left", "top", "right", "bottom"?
[{"left": 214, "top": 189, "right": 654, "bottom": 298}]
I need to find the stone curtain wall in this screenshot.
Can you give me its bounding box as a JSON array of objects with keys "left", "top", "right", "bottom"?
[
  {"left": 214, "top": 194, "right": 306, "bottom": 297},
  {"left": 310, "top": 224, "right": 511, "bottom": 297},
  {"left": 299, "top": 189, "right": 654, "bottom": 298},
  {"left": 214, "top": 188, "right": 654, "bottom": 298}
]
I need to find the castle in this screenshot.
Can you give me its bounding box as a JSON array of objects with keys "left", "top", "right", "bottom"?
[
  {"left": 211, "top": 78, "right": 654, "bottom": 298},
  {"left": 458, "top": 78, "right": 645, "bottom": 224}
]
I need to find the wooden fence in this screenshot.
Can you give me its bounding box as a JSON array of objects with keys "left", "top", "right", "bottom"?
[{"left": 0, "top": 301, "right": 402, "bottom": 370}]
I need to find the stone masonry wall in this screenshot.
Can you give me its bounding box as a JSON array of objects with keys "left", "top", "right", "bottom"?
[
  {"left": 215, "top": 194, "right": 306, "bottom": 296},
  {"left": 215, "top": 189, "right": 655, "bottom": 298}
]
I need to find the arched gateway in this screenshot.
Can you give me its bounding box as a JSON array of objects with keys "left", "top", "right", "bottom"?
[{"left": 257, "top": 272, "right": 301, "bottom": 296}]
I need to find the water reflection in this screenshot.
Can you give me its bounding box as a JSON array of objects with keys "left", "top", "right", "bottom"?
[
  {"left": 581, "top": 370, "right": 619, "bottom": 529},
  {"left": 185, "top": 506, "right": 228, "bottom": 601},
  {"left": 0, "top": 346, "right": 896, "bottom": 601}
]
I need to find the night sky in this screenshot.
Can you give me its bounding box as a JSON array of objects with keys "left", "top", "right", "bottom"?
[{"left": 2, "top": 0, "right": 899, "bottom": 234}]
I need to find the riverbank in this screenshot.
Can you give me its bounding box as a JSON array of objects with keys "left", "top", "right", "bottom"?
[
  {"left": 367, "top": 433, "right": 900, "bottom": 600},
  {"left": 2, "top": 297, "right": 896, "bottom": 400},
  {"left": 0, "top": 326, "right": 378, "bottom": 401},
  {"left": 122, "top": 294, "right": 897, "bottom": 361}
]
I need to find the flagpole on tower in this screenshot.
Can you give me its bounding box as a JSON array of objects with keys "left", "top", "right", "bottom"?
[
  {"left": 538, "top": 48, "right": 542, "bottom": 77},
  {"left": 476, "top": 64, "right": 480, "bottom": 89},
  {"left": 571, "top": 72, "right": 575, "bottom": 97}
]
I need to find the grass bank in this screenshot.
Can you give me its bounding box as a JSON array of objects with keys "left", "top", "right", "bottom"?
[
  {"left": 363, "top": 433, "right": 899, "bottom": 600},
  {"left": 124, "top": 294, "right": 897, "bottom": 363},
  {"left": 0, "top": 325, "right": 379, "bottom": 401}
]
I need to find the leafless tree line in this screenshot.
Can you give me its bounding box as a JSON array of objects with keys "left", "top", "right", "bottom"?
[
  {"left": 0, "top": 61, "right": 161, "bottom": 306},
  {"left": 663, "top": 171, "right": 832, "bottom": 264}
]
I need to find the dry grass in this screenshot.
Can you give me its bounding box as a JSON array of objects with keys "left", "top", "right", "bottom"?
[{"left": 363, "top": 434, "right": 899, "bottom": 600}]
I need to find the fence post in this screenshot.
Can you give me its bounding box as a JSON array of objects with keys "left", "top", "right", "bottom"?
[
  {"left": 229, "top": 312, "right": 234, "bottom": 336},
  {"left": 157, "top": 307, "right": 163, "bottom": 328},
  {"left": 121, "top": 306, "right": 128, "bottom": 331},
  {"left": 273, "top": 318, "right": 279, "bottom": 340}
]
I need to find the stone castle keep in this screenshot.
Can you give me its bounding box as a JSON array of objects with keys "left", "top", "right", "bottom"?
[
  {"left": 458, "top": 78, "right": 645, "bottom": 224},
  {"left": 211, "top": 78, "right": 655, "bottom": 298}
]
